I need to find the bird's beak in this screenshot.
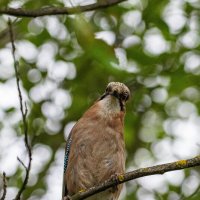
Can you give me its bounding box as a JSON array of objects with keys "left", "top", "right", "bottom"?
[
  {"left": 99, "top": 91, "right": 121, "bottom": 101},
  {"left": 99, "top": 90, "right": 124, "bottom": 103}
]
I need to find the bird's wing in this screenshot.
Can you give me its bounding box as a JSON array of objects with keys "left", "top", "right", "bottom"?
[{"left": 62, "top": 132, "right": 72, "bottom": 199}]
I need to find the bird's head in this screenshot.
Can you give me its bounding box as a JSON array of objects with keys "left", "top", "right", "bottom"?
[{"left": 100, "top": 82, "right": 130, "bottom": 111}]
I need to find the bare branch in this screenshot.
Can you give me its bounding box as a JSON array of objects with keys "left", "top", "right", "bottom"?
[
  {"left": 17, "top": 157, "right": 28, "bottom": 171},
  {"left": 70, "top": 155, "right": 200, "bottom": 200},
  {"left": 0, "top": 172, "right": 7, "bottom": 200},
  {"left": 0, "top": 0, "right": 126, "bottom": 18},
  {"left": 8, "top": 19, "right": 32, "bottom": 200}
]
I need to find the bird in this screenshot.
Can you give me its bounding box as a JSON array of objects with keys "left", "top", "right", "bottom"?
[{"left": 62, "top": 82, "right": 130, "bottom": 200}]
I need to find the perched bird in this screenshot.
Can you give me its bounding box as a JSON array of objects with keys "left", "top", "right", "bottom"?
[{"left": 62, "top": 82, "right": 130, "bottom": 200}]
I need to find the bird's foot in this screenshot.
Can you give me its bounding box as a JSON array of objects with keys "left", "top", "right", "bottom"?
[
  {"left": 110, "top": 173, "right": 121, "bottom": 193},
  {"left": 63, "top": 195, "right": 72, "bottom": 200}
]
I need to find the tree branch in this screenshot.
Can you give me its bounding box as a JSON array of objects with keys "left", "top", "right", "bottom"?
[
  {"left": 8, "top": 19, "right": 32, "bottom": 200},
  {"left": 17, "top": 157, "right": 28, "bottom": 171},
  {"left": 0, "top": 0, "right": 126, "bottom": 18},
  {"left": 0, "top": 172, "right": 7, "bottom": 200},
  {"left": 70, "top": 155, "right": 200, "bottom": 200}
]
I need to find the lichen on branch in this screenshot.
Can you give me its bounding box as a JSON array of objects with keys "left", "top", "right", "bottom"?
[{"left": 70, "top": 155, "right": 200, "bottom": 200}]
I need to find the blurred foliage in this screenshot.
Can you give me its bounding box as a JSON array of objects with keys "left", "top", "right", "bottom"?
[{"left": 0, "top": 0, "right": 200, "bottom": 200}]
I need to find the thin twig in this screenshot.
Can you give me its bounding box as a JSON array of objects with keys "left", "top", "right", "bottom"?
[
  {"left": 0, "top": 172, "right": 7, "bottom": 200},
  {"left": 0, "top": 0, "right": 126, "bottom": 17},
  {"left": 8, "top": 19, "right": 32, "bottom": 200},
  {"left": 17, "top": 157, "right": 28, "bottom": 171},
  {"left": 70, "top": 155, "right": 200, "bottom": 200}
]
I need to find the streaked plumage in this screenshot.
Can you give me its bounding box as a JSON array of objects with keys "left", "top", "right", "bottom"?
[{"left": 62, "top": 82, "right": 130, "bottom": 200}]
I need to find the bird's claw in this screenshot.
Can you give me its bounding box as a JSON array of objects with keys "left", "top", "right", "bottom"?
[
  {"left": 63, "top": 195, "right": 72, "bottom": 200},
  {"left": 110, "top": 173, "right": 120, "bottom": 193}
]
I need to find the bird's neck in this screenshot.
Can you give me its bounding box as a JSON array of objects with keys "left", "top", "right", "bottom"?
[{"left": 99, "top": 95, "right": 123, "bottom": 115}]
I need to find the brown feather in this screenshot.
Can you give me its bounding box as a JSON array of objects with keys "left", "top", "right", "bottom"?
[{"left": 64, "top": 82, "right": 130, "bottom": 200}]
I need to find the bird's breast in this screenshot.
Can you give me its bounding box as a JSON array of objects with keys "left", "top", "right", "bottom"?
[{"left": 65, "top": 102, "right": 126, "bottom": 197}]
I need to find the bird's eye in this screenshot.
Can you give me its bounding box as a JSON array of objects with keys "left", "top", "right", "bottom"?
[{"left": 121, "top": 92, "right": 129, "bottom": 101}]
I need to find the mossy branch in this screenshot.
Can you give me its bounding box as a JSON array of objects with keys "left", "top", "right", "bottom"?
[{"left": 69, "top": 155, "right": 200, "bottom": 200}]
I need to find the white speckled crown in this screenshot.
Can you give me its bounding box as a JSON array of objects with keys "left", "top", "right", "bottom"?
[{"left": 106, "top": 82, "right": 130, "bottom": 98}]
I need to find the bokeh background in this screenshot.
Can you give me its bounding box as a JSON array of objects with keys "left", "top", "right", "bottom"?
[{"left": 0, "top": 0, "right": 200, "bottom": 199}]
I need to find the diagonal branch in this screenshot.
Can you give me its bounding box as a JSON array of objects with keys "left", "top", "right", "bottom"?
[
  {"left": 70, "top": 155, "right": 200, "bottom": 200},
  {"left": 8, "top": 19, "right": 32, "bottom": 200},
  {"left": 0, "top": 0, "right": 126, "bottom": 18},
  {"left": 17, "top": 157, "right": 28, "bottom": 171},
  {"left": 0, "top": 172, "right": 7, "bottom": 200}
]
